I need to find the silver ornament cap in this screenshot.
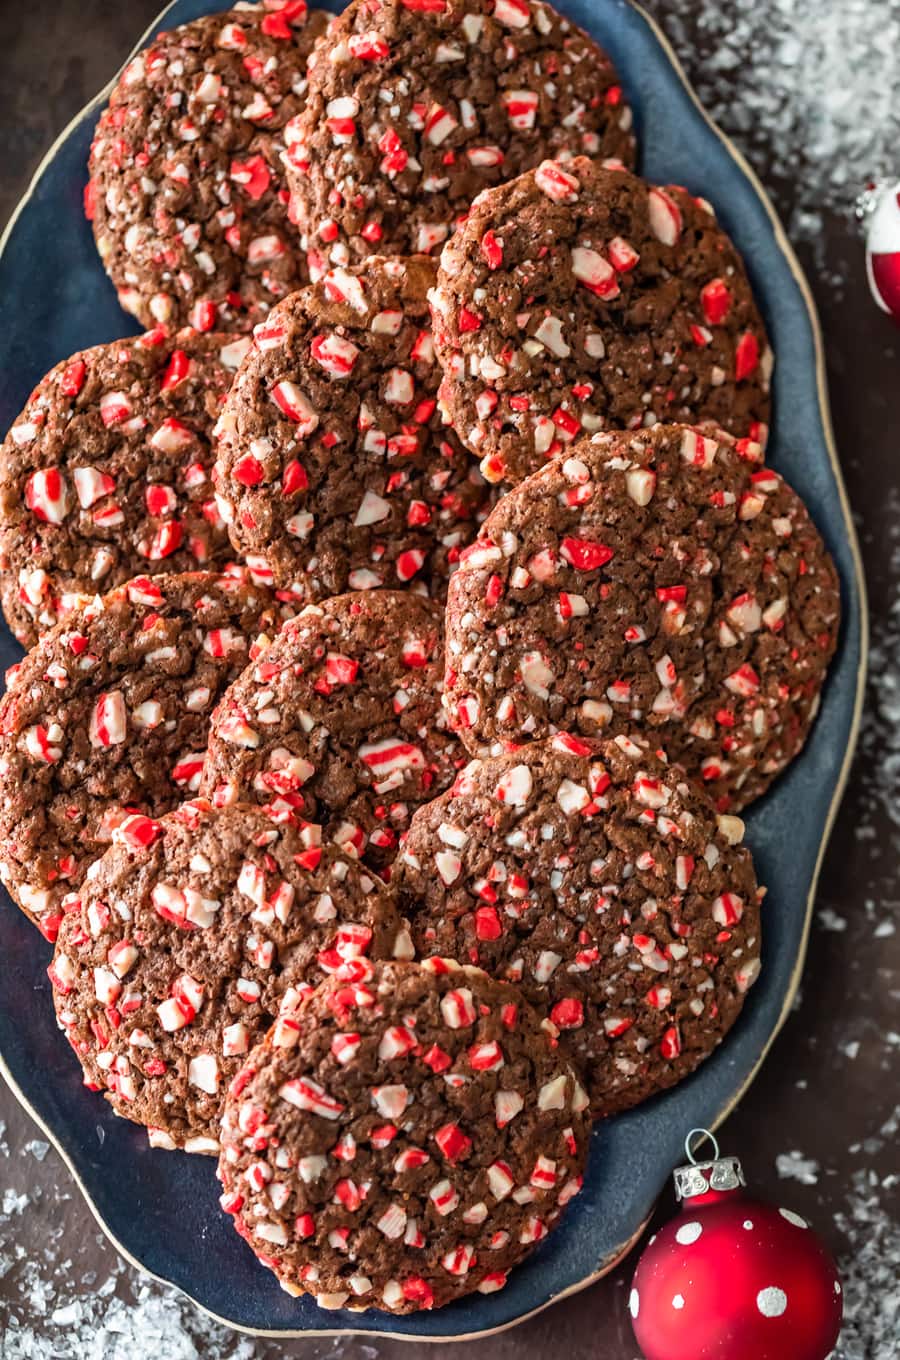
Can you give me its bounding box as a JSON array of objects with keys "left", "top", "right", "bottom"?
[{"left": 672, "top": 1128, "right": 747, "bottom": 1202}]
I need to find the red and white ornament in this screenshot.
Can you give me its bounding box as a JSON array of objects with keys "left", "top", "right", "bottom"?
[
  {"left": 859, "top": 179, "right": 900, "bottom": 322},
  {"left": 630, "top": 1129, "right": 843, "bottom": 1360}
]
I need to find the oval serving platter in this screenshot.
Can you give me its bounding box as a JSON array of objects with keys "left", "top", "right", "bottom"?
[{"left": 0, "top": 0, "right": 866, "bottom": 1341}]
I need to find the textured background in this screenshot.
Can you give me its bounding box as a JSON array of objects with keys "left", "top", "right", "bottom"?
[{"left": 0, "top": 2, "right": 898, "bottom": 1357}]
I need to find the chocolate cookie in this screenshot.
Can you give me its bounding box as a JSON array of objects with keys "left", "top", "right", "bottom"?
[
  {"left": 0, "top": 328, "right": 250, "bottom": 648},
  {"left": 284, "top": 0, "right": 635, "bottom": 269},
  {"left": 201, "top": 591, "right": 464, "bottom": 876},
  {"left": 49, "top": 800, "right": 407, "bottom": 1151},
  {"left": 0, "top": 570, "right": 289, "bottom": 940},
  {"left": 212, "top": 254, "right": 491, "bottom": 598},
  {"left": 87, "top": 4, "right": 330, "bottom": 332},
  {"left": 443, "top": 424, "right": 840, "bottom": 811},
  {"left": 217, "top": 958, "right": 589, "bottom": 1310},
  {"left": 430, "top": 157, "right": 773, "bottom": 486},
  {"left": 397, "top": 733, "right": 763, "bottom": 1114}
]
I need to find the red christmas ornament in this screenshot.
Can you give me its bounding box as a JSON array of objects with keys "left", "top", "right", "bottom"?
[
  {"left": 858, "top": 179, "right": 900, "bottom": 322},
  {"left": 629, "top": 1129, "right": 843, "bottom": 1360}
]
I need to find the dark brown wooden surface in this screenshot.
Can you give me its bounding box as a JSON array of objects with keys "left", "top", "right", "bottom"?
[{"left": 0, "top": 3, "right": 897, "bottom": 1356}]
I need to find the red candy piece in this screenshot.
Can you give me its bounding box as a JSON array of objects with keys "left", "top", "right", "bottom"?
[{"left": 161, "top": 349, "right": 190, "bottom": 391}]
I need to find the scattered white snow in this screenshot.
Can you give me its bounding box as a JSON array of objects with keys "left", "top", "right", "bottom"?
[{"left": 776, "top": 1151, "right": 822, "bottom": 1186}]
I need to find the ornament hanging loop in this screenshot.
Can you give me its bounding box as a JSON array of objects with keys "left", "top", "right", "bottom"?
[{"left": 684, "top": 1127, "right": 720, "bottom": 1165}]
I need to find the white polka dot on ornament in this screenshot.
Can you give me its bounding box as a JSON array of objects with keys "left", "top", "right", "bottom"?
[
  {"left": 674, "top": 1221, "right": 702, "bottom": 1246},
  {"left": 757, "top": 1286, "right": 789, "bottom": 1318}
]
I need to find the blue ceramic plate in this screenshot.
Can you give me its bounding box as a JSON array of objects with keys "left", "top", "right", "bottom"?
[{"left": 0, "top": 0, "right": 866, "bottom": 1340}]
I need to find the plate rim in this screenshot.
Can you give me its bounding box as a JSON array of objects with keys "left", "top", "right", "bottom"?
[{"left": 0, "top": 0, "right": 869, "bottom": 1341}]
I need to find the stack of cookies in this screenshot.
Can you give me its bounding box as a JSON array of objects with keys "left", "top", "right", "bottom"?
[{"left": 0, "top": 0, "right": 840, "bottom": 1317}]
